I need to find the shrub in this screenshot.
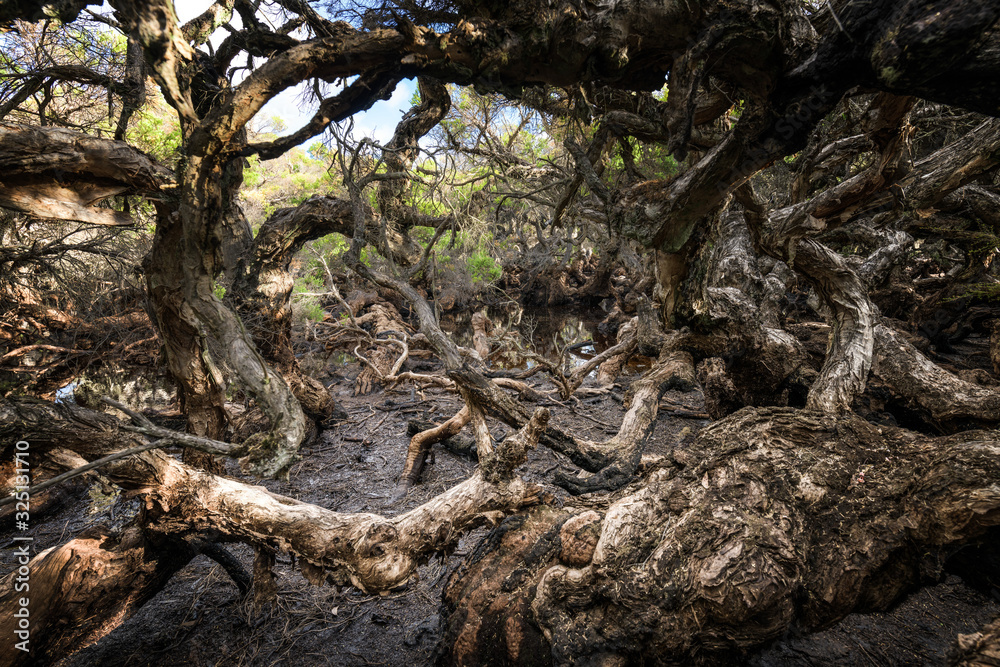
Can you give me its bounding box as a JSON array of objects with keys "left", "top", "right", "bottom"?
[{"left": 467, "top": 250, "right": 502, "bottom": 284}]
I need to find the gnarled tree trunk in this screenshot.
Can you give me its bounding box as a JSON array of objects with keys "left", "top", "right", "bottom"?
[
  {"left": 441, "top": 407, "right": 1000, "bottom": 666},
  {"left": 228, "top": 196, "right": 353, "bottom": 422},
  {"left": 0, "top": 527, "right": 193, "bottom": 667}
]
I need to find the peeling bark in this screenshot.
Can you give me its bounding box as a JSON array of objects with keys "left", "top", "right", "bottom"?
[
  {"left": 442, "top": 407, "right": 1000, "bottom": 665},
  {"left": 683, "top": 208, "right": 810, "bottom": 411},
  {"left": 0, "top": 526, "right": 193, "bottom": 667},
  {"left": 872, "top": 323, "right": 1000, "bottom": 430},
  {"left": 953, "top": 616, "right": 1000, "bottom": 666},
  {"left": 793, "top": 239, "right": 876, "bottom": 413},
  {"left": 228, "top": 196, "right": 353, "bottom": 420},
  {"left": 0, "top": 396, "right": 550, "bottom": 659},
  {"left": 0, "top": 123, "right": 171, "bottom": 225},
  {"left": 396, "top": 405, "right": 472, "bottom": 498},
  {"left": 553, "top": 342, "right": 695, "bottom": 495},
  {"left": 143, "top": 207, "right": 229, "bottom": 455}
]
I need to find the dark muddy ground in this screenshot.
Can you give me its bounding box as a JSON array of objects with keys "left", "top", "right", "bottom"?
[{"left": 2, "top": 317, "right": 999, "bottom": 666}]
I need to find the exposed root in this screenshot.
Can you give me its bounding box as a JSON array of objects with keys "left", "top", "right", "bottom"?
[
  {"left": 596, "top": 318, "right": 638, "bottom": 388},
  {"left": 0, "top": 526, "right": 193, "bottom": 667},
  {"left": 353, "top": 303, "right": 412, "bottom": 395},
  {"left": 471, "top": 310, "right": 492, "bottom": 361},
  {"left": 442, "top": 407, "right": 1000, "bottom": 665},
  {"left": 873, "top": 322, "right": 1000, "bottom": 430},
  {"left": 394, "top": 405, "right": 471, "bottom": 500},
  {"left": 553, "top": 343, "right": 696, "bottom": 495}
]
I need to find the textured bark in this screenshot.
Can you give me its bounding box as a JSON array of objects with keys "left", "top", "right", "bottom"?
[
  {"left": 114, "top": 34, "right": 147, "bottom": 140},
  {"left": 7, "top": 1, "right": 1000, "bottom": 245},
  {"left": 953, "top": 616, "right": 1000, "bottom": 666},
  {"left": 553, "top": 343, "right": 696, "bottom": 495},
  {"left": 7, "top": 3, "right": 1000, "bottom": 662},
  {"left": 441, "top": 407, "right": 1000, "bottom": 665},
  {"left": 0, "top": 396, "right": 549, "bottom": 655},
  {"left": 396, "top": 406, "right": 472, "bottom": 497},
  {"left": 736, "top": 95, "right": 915, "bottom": 414},
  {"left": 350, "top": 265, "right": 635, "bottom": 489},
  {"left": 902, "top": 118, "right": 1000, "bottom": 209},
  {"left": 228, "top": 196, "right": 353, "bottom": 420},
  {"left": 123, "top": 438, "right": 542, "bottom": 593},
  {"left": 0, "top": 124, "right": 167, "bottom": 187},
  {"left": 595, "top": 318, "right": 638, "bottom": 388},
  {"left": 992, "top": 320, "right": 1000, "bottom": 376},
  {"left": 94, "top": 0, "right": 310, "bottom": 476},
  {"left": 872, "top": 323, "right": 1000, "bottom": 430},
  {"left": 144, "top": 207, "right": 229, "bottom": 452},
  {"left": 353, "top": 264, "right": 464, "bottom": 370},
  {"left": 354, "top": 303, "right": 411, "bottom": 395},
  {"left": 440, "top": 505, "right": 570, "bottom": 667},
  {"left": 697, "top": 357, "right": 745, "bottom": 420},
  {"left": 793, "top": 239, "right": 876, "bottom": 413},
  {"left": 0, "top": 527, "right": 193, "bottom": 667},
  {"left": 0, "top": 0, "right": 97, "bottom": 24},
  {"left": 683, "top": 208, "right": 810, "bottom": 411},
  {"left": 130, "top": 132, "right": 308, "bottom": 476},
  {"left": 0, "top": 123, "right": 171, "bottom": 225}
]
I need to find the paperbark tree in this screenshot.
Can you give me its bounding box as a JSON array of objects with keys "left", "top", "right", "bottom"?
[{"left": 2, "top": 1, "right": 1000, "bottom": 665}]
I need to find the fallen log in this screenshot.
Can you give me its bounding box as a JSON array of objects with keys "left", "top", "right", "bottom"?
[
  {"left": 395, "top": 405, "right": 472, "bottom": 499},
  {"left": 0, "top": 527, "right": 194, "bottom": 667}
]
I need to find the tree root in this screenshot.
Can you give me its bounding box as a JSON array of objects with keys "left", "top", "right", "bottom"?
[
  {"left": 394, "top": 405, "right": 471, "bottom": 500},
  {"left": 553, "top": 345, "right": 696, "bottom": 495},
  {"left": 0, "top": 395, "right": 552, "bottom": 662},
  {"left": 873, "top": 322, "right": 1000, "bottom": 430},
  {"left": 0, "top": 525, "right": 194, "bottom": 667},
  {"left": 953, "top": 616, "right": 1000, "bottom": 666},
  {"left": 194, "top": 540, "right": 253, "bottom": 597}
]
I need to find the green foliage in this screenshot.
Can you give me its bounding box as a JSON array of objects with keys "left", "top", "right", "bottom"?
[
  {"left": 212, "top": 281, "right": 227, "bottom": 300},
  {"left": 308, "top": 141, "right": 332, "bottom": 161},
  {"left": 360, "top": 247, "right": 381, "bottom": 267},
  {"left": 953, "top": 282, "right": 1000, "bottom": 301},
  {"left": 239, "top": 131, "right": 342, "bottom": 228},
  {"left": 313, "top": 233, "right": 350, "bottom": 261},
  {"left": 130, "top": 97, "right": 182, "bottom": 164},
  {"left": 292, "top": 274, "right": 325, "bottom": 322},
  {"left": 467, "top": 250, "right": 502, "bottom": 283},
  {"left": 411, "top": 225, "right": 436, "bottom": 246}
]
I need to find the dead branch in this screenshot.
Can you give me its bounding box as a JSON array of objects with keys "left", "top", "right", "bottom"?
[{"left": 395, "top": 405, "right": 472, "bottom": 499}]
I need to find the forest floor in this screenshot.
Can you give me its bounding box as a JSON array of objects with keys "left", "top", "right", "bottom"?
[{"left": 1, "top": 313, "right": 998, "bottom": 666}]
